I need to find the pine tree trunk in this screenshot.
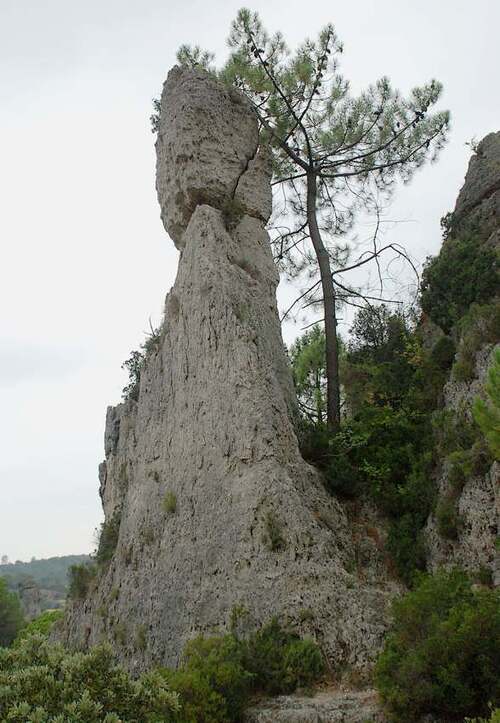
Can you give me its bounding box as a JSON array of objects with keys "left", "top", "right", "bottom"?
[{"left": 306, "top": 171, "right": 341, "bottom": 431}]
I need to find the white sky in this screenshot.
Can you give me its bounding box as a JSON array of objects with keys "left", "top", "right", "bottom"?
[{"left": 0, "top": 0, "right": 498, "bottom": 562}]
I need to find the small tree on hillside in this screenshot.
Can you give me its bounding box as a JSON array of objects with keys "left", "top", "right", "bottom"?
[
  {"left": 174, "top": 8, "right": 450, "bottom": 430},
  {"left": 473, "top": 347, "right": 500, "bottom": 460},
  {"left": 289, "top": 324, "right": 328, "bottom": 424}
]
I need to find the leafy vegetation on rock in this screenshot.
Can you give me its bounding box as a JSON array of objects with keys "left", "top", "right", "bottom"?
[
  {"left": 375, "top": 569, "right": 500, "bottom": 722},
  {"left": 68, "top": 562, "right": 97, "bottom": 600},
  {"left": 295, "top": 306, "right": 444, "bottom": 582},
  {"left": 122, "top": 323, "right": 162, "bottom": 401},
  {"left": 13, "top": 609, "right": 63, "bottom": 644},
  {"left": 95, "top": 509, "right": 122, "bottom": 566},
  {"left": 474, "top": 346, "right": 500, "bottom": 460},
  {"left": 421, "top": 235, "right": 499, "bottom": 333}
]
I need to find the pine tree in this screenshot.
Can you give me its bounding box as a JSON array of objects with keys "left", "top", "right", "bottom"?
[{"left": 175, "top": 8, "right": 450, "bottom": 429}]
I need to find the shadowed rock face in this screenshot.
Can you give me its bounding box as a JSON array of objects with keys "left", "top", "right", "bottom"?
[{"left": 58, "top": 66, "right": 397, "bottom": 674}]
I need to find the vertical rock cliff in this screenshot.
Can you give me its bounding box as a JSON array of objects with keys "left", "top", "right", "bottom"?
[
  {"left": 425, "top": 132, "right": 499, "bottom": 582},
  {"left": 58, "top": 67, "right": 397, "bottom": 673}
]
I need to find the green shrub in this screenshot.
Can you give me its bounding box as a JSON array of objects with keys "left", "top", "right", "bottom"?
[
  {"left": 221, "top": 197, "right": 246, "bottom": 231},
  {"left": 163, "top": 491, "right": 177, "bottom": 514},
  {"left": 375, "top": 569, "right": 500, "bottom": 722},
  {"left": 466, "top": 708, "right": 500, "bottom": 722},
  {"left": 14, "top": 610, "right": 63, "bottom": 643},
  {"left": 430, "top": 334, "right": 456, "bottom": 369},
  {"left": 242, "top": 617, "right": 324, "bottom": 695},
  {"left": 0, "top": 634, "right": 180, "bottom": 721},
  {"left": 263, "top": 511, "right": 286, "bottom": 551},
  {"left": 420, "top": 236, "right": 499, "bottom": 333},
  {"left": 68, "top": 562, "right": 97, "bottom": 600},
  {"left": 163, "top": 621, "right": 324, "bottom": 722},
  {"left": 432, "top": 407, "right": 479, "bottom": 458},
  {"left": 282, "top": 638, "right": 325, "bottom": 689},
  {"left": 386, "top": 515, "right": 427, "bottom": 585},
  {"left": 121, "top": 323, "right": 162, "bottom": 401},
  {"left": 0, "top": 578, "right": 24, "bottom": 647},
  {"left": 95, "top": 509, "right": 122, "bottom": 565},
  {"left": 165, "top": 634, "right": 252, "bottom": 722},
  {"left": 475, "top": 565, "right": 493, "bottom": 586},
  {"left": 453, "top": 301, "right": 500, "bottom": 382},
  {"left": 447, "top": 448, "right": 473, "bottom": 492},
  {"left": 436, "top": 495, "right": 461, "bottom": 539},
  {"left": 136, "top": 624, "right": 147, "bottom": 652},
  {"left": 473, "top": 347, "right": 500, "bottom": 461}
]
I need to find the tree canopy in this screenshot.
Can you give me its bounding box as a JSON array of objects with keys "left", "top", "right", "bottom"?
[{"left": 174, "top": 8, "right": 450, "bottom": 429}]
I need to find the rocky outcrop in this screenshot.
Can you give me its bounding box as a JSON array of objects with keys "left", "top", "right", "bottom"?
[
  {"left": 244, "top": 688, "right": 386, "bottom": 723},
  {"left": 426, "top": 132, "right": 500, "bottom": 583},
  {"left": 426, "top": 345, "right": 499, "bottom": 581},
  {"left": 58, "top": 66, "right": 398, "bottom": 674},
  {"left": 452, "top": 131, "right": 500, "bottom": 246}
]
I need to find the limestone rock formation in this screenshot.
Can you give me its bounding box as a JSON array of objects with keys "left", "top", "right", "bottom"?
[
  {"left": 426, "top": 131, "right": 500, "bottom": 583},
  {"left": 452, "top": 131, "right": 500, "bottom": 246},
  {"left": 58, "top": 66, "right": 397, "bottom": 674},
  {"left": 244, "top": 689, "right": 386, "bottom": 723}
]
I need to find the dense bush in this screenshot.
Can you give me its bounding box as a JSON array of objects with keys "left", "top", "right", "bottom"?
[
  {"left": 14, "top": 609, "right": 63, "bottom": 643},
  {"left": 466, "top": 708, "right": 500, "bottom": 722},
  {"left": 164, "top": 617, "right": 324, "bottom": 721},
  {"left": 122, "top": 324, "right": 162, "bottom": 401},
  {"left": 0, "top": 578, "right": 24, "bottom": 647},
  {"left": 95, "top": 509, "right": 122, "bottom": 565},
  {"left": 164, "top": 634, "right": 252, "bottom": 722},
  {"left": 0, "top": 634, "right": 180, "bottom": 722},
  {"left": 421, "top": 236, "right": 499, "bottom": 332},
  {"left": 452, "top": 301, "right": 500, "bottom": 382},
  {"left": 474, "top": 347, "right": 500, "bottom": 460},
  {"left": 0, "top": 618, "right": 323, "bottom": 722},
  {"left": 375, "top": 569, "right": 500, "bottom": 722},
  {"left": 296, "top": 307, "right": 447, "bottom": 583},
  {"left": 68, "top": 562, "right": 97, "bottom": 600},
  {"left": 241, "top": 617, "right": 324, "bottom": 695}
]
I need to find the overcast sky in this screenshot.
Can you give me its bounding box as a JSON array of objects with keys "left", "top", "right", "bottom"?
[{"left": 0, "top": 0, "right": 498, "bottom": 562}]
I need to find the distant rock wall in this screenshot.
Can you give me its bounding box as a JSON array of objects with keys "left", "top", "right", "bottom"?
[
  {"left": 58, "top": 67, "right": 398, "bottom": 674},
  {"left": 426, "top": 132, "right": 500, "bottom": 583}
]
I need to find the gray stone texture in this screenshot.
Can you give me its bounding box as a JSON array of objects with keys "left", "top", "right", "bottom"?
[
  {"left": 58, "top": 67, "right": 398, "bottom": 674},
  {"left": 453, "top": 130, "right": 500, "bottom": 247},
  {"left": 244, "top": 689, "right": 386, "bottom": 723},
  {"left": 426, "top": 131, "right": 500, "bottom": 582}
]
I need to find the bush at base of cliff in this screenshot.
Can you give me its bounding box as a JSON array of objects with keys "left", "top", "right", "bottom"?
[
  {"left": 13, "top": 609, "right": 63, "bottom": 644},
  {"left": 164, "top": 635, "right": 252, "bottom": 723},
  {"left": 375, "top": 569, "right": 500, "bottom": 722},
  {"left": 242, "top": 617, "right": 324, "bottom": 695},
  {"left": 164, "top": 619, "right": 325, "bottom": 722},
  {"left": 0, "top": 634, "right": 180, "bottom": 722}
]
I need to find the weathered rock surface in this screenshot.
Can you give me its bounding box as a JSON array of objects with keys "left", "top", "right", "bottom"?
[
  {"left": 426, "top": 344, "right": 499, "bottom": 579},
  {"left": 244, "top": 688, "right": 386, "bottom": 723},
  {"left": 426, "top": 131, "right": 500, "bottom": 582},
  {"left": 453, "top": 131, "right": 500, "bottom": 246},
  {"left": 58, "top": 66, "right": 398, "bottom": 673}
]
